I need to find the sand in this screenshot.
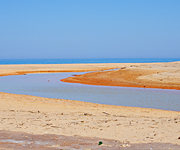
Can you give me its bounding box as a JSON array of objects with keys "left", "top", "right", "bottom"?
[
  {"left": 0, "top": 63, "right": 133, "bottom": 76},
  {"left": 0, "top": 62, "right": 180, "bottom": 149},
  {"left": 62, "top": 61, "right": 180, "bottom": 90},
  {"left": 0, "top": 92, "right": 180, "bottom": 148}
]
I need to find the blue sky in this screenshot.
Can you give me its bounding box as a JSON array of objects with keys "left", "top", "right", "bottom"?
[{"left": 0, "top": 0, "right": 180, "bottom": 59}]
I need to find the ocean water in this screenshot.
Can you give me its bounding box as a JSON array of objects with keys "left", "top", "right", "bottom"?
[
  {"left": 0, "top": 72, "right": 180, "bottom": 111},
  {"left": 0, "top": 58, "right": 179, "bottom": 64}
]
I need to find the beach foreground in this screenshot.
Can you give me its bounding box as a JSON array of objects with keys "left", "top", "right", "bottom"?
[
  {"left": 0, "top": 92, "right": 180, "bottom": 149},
  {"left": 0, "top": 62, "right": 180, "bottom": 149}
]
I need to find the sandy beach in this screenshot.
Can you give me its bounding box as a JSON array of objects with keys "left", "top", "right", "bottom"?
[
  {"left": 0, "top": 62, "right": 180, "bottom": 149},
  {"left": 0, "top": 92, "right": 180, "bottom": 149}
]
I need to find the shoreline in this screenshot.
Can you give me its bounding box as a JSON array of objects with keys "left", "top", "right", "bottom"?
[
  {"left": 0, "top": 62, "right": 180, "bottom": 148},
  {"left": 1, "top": 62, "right": 180, "bottom": 90},
  {"left": 0, "top": 92, "right": 180, "bottom": 146},
  {"left": 61, "top": 61, "right": 180, "bottom": 90}
]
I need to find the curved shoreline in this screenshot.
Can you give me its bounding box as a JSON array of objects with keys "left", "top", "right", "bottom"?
[
  {"left": 0, "top": 62, "right": 180, "bottom": 90},
  {"left": 61, "top": 62, "right": 180, "bottom": 90},
  {"left": 1, "top": 62, "right": 180, "bottom": 90},
  {"left": 61, "top": 70, "right": 180, "bottom": 90},
  {"left": 0, "top": 91, "right": 180, "bottom": 146},
  {"left": 0, "top": 63, "right": 180, "bottom": 147}
]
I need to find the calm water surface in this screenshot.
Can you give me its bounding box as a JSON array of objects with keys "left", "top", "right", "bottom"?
[
  {"left": 0, "top": 72, "right": 180, "bottom": 111},
  {"left": 0, "top": 58, "right": 180, "bottom": 64}
]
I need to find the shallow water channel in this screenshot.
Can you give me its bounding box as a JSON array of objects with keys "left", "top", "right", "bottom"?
[{"left": 0, "top": 72, "right": 180, "bottom": 111}]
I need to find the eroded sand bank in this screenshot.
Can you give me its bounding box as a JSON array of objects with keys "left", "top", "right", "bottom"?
[{"left": 62, "top": 61, "right": 180, "bottom": 90}]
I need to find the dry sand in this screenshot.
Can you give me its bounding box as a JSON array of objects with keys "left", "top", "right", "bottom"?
[
  {"left": 0, "top": 62, "right": 180, "bottom": 149},
  {"left": 0, "top": 92, "right": 180, "bottom": 149}
]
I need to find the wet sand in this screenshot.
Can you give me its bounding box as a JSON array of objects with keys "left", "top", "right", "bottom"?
[
  {"left": 62, "top": 61, "right": 180, "bottom": 90},
  {"left": 0, "top": 62, "right": 180, "bottom": 149},
  {"left": 0, "top": 130, "right": 180, "bottom": 150}
]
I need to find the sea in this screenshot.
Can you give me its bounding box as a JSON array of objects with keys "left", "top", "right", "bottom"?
[{"left": 0, "top": 58, "right": 179, "bottom": 65}]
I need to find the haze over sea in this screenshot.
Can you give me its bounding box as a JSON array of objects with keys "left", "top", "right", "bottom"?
[{"left": 0, "top": 58, "right": 180, "bottom": 65}]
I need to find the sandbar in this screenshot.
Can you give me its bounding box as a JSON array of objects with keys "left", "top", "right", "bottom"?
[{"left": 62, "top": 61, "right": 180, "bottom": 90}]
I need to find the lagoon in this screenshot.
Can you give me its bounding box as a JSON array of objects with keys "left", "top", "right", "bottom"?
[{"left": 0, "top": 72, "right": 180, "bottom": 111}]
